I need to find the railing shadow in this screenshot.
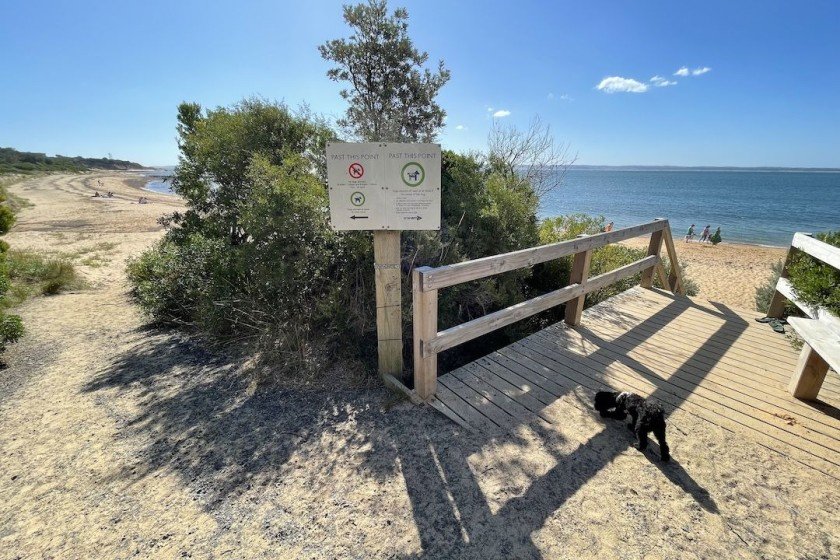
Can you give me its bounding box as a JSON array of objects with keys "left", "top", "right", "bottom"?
[
  {"left": 80, "top": 289, "right": 745, "bottom": 557},
  {"left": 393, "top": 289, "right": 743, "bottom": 557}
]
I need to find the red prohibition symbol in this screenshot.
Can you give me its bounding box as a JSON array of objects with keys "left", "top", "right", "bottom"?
[{"left": 348, "top": 162, "right": 365, "bottom": 179}]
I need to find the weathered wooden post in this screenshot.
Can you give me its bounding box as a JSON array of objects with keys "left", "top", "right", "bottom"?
[
  {"left": 412, "top": 267, "right": 437, "bottom": 400},
  {"left": 374, "top": 230, "right": 403, "bottom": 379},
  {"left": 564, "top": 234, "right": 592, "bottom": 326},
  {"left": 640, "top": 220, "right": 665, "bottom": 289}
]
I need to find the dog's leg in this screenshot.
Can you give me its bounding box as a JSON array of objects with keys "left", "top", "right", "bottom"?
[
  {"left": 635, "top": 427, "right": 648, "bottom": 452},
  {"left": 626, "top": 410, "right": 637, "bottom": 431},
  {"left": 654, "top": 424, "right": 670, "bottom": 462}
]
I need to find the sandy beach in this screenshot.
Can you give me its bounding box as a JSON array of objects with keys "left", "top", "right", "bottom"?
[
  {"left": 621, "top": 236, "right": 786, "bottom": 311},
  {"left": 0, "top": 173, "right": 836, "bottom": 559}
]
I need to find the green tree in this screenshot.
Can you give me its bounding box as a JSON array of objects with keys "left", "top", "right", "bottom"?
[
  {"left": 167, "top": 99, "right": 334, "bottom": 245},
  {"left": 318, "top": 0, "right": 450, "bottom": 142}
]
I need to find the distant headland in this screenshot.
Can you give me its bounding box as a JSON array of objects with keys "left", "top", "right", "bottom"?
[{"left": 0, "top": 147, "right": 145, "bottom": 175}]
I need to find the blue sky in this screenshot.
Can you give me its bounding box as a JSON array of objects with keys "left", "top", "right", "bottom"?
[{"left": 2, "top": 0, "right": 839, "bottom": 167}]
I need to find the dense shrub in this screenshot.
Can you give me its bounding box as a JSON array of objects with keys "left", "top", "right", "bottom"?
[
  {"left": 0, "top": 199, "right": 15, "bottom": 234},
  {"left": 787, "top": 231, "right": 840, "bottom": 315},
  {"left": 130, "top": 99, "right": 700, "bottom": 382},
  {"left": 129, "top": 100, "right": 547, "bottom": 379},
  {"left": 536, "top": 214, "right": 698, "bottom": 306},
  {"left": 0, "top": 214, "right": 22, "bottom": 351}
]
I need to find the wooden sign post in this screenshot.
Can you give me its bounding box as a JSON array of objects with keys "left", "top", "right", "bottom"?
[
  {"left": 374, "top": 230, "right": 403, "bottom": 378},
  {"left": 326, "top": 142, "right": 441, "bottom": 383}
]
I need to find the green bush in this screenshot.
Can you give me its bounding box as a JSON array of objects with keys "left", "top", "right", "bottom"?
[
  {"left": 130, "top": 98, "right": 703, "bottom": 382},
  {"left": 4, "top": 251, "right": 82, "bottom": 301},
  {"left": 129, "top": 99, "right": 547, "bottom": 379},
  {"left": 0, "top": 313, "right": 23, "bottom": 347},
  {"left": 787, "top": 231, "right": 840, "bottom": 315},
  {"left": 0, "top": 246, "right": 23, "bottom": 351},
  {"left": 536, "top": 215, "right": 698, "bottom": 306},
  {"left": 0, "top": 205, "right": 14, "bottom": 234}
]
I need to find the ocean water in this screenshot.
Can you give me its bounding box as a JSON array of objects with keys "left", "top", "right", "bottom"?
[
  {"left": 540, "top": 169, "right": 840, "bottom": 247},
  {"left": 142, "top": 167, "right": 175, "bottom": 195},
  {"left": 142, "top": 166, "right": 839, "bottom": 247}
]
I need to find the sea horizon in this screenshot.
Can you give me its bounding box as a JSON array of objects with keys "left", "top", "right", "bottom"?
[
  {"left": 141, "top": 165, "right": 839, "bottom": 248},
  {"left": 541, "top": 167, "right": 839, "bottom": 247}
]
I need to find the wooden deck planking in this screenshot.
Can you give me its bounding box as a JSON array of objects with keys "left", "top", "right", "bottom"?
[{"left": 432, "top": 287, "right": 840, "bottom": 479}]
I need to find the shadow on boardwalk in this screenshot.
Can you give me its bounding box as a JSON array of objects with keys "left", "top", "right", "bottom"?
[{"left": 82, "top": 295, "right": 737, "bottom": 558}]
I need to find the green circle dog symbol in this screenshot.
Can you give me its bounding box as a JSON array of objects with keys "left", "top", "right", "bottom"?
[
  {"left": 401, "top": 162, "right": 425, "bottom": 187},
  {"left": 350, "top": 191, "right": 365, "bottom": 206}
]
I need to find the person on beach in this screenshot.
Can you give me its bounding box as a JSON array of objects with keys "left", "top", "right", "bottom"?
[
  {"left": 93, "top": 191, "right": 100, "bottom": 197},
  {"left": 685, "top": 224, "right": 695, "bottom": 242},
  {"left": 710, "top": 226, "right": 722, "bottom": 245},
  {"left": 605, "top": 221, "right": 614, "bottom": 232},
  {"left": 700, "top": 224, "right": 711, "bottom": 242}
]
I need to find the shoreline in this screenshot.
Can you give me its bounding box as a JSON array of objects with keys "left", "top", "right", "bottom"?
[{"left": 620, "top": 235, "right": 786, "bottom": 310}]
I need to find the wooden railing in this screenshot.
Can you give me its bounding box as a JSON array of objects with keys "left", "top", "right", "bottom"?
[
  {"left": 411, "top": 219, "right": 685, "bottom": 400},
  {"left": 768, "top": 232, "right": 840, "bottom": 330}
]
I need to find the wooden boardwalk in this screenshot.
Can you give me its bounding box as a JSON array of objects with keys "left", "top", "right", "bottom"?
[{"left": 431, "top": 287, "right": 840, "bottom": 479}]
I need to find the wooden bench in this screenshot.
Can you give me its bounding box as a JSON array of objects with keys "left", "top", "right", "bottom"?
[
  {"left": 786, "top": 317, "right": 840, "bottom": 399},
  {"left": 767, "top": 232, "right": 840, "bottom": 400}
]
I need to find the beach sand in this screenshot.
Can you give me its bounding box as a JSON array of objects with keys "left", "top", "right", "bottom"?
[
  {"left": 621, "top": 236, "right": 786, "bottom": 311},
  {"left": 1, "top": 173, "right": 836, "bottom": 559}
]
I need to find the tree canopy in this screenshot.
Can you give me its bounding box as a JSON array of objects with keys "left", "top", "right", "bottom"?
[{"left": 318, "top": 0, "right": 450, "bottom": 142}]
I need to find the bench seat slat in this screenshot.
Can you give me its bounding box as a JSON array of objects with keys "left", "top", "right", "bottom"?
[{"left": 787, "top": 317, "right": 840, "bottom": 373}]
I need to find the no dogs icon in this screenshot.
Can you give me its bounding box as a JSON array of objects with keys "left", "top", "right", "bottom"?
[{"left": 348, "top": 162, "right": 365, "bottom": 179}]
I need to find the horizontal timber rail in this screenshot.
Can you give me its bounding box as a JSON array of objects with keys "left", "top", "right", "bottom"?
[{"left": 412, "top": 218, "right": 686, "bottom": 400}]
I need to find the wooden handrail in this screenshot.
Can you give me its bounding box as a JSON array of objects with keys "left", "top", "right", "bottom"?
[
  {"left": 792, "top": 232, "right": 840, "bottom": 270},
  {"left": 411, "top": 218, "right": 684, "bottom": 400},
  {"left": 422, "top": 255, "right": 659, "bottom": 357},
  {"left": 419, "top": 220, "right": 668, "bottom": 291}
]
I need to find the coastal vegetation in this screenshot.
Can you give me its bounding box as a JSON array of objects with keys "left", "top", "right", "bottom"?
[
  {"left": 754, "top": 231, "right": 839, "bottom": 316},
  {"left": 0, "top": 147, "right": 144, "bottom": 175},
  {"left": 126, "top": 0, "right": 697, "bottom": 383},
  {"left": 787, "top": 231, "right": 840, "bottom": 315},
  {"left": 0, "top": 176, "right": 82, "bottom": 354},
  {"left": 0, "top": 180, "right": 23, "bottom": 350}
]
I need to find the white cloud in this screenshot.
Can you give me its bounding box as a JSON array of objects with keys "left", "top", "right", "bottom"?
[
  {"left": 675, "top": 65, "right": 711, "bottom": 77},
  {"left": 596, "top": 76, "right": 649, "bottom": 93},
  {"left": 492, "top": 109, "right": 511, "bottom": 117},
  {"left": 559, "top": 94, "right": 573, "bottom": 101},
  {"left": 455, "top": 124, "right": 467, "bottom": 130},
  {"left": 650, "top": 75, "right": 677, "bottom": 87},
  {"left": 486, "top": 106, "right": 494, "bottom": 113},
  {"left": 547, "top": 92, "right": 555, "bottom": 100}
]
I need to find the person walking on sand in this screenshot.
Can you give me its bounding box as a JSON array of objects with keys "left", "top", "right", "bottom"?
[
  {"left": 700, "top": 224, "right": 711, "bottom": 243},
  {"left": 685, "top": 224, "right": 695, "bottom": 242}
]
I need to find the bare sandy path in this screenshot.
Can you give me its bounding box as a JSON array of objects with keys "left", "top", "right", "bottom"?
[{"left": 0, "top": 174, "right": 837, "bottom": 559}]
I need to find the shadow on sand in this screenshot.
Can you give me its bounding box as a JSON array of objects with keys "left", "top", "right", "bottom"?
[{"left": 83, "top": 292, "right": 729, "bottom": 558}]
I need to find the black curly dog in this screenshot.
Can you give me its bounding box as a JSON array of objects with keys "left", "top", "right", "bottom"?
[{"left": 594, "top": 391, "right": 670, "bottom": 462}]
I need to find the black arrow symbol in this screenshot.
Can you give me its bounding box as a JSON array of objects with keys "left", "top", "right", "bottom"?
[{"left": 350, "top": 215, "right": 369, "bottom": 220}]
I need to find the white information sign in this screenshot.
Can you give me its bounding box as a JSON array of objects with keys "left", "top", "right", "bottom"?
[{"left": 327, "top": 142, "right": 441, "bottom": 231}]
